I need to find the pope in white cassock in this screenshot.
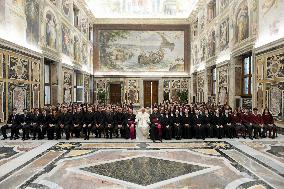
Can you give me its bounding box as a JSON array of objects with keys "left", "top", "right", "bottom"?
[{"left": 135, "top": 108, "right": 150, "bottom": 141}]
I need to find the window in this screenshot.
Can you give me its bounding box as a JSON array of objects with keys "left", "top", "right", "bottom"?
[
  {"left": 74, "top": 73, "right": 84, "bottom": 102},
  {"left": 89, "top": 25, "right": 93, "bottom": 41},
  {"left": 242, "top": 55, "right": 252, "bottom": 96},
  {"left": 44, "top": 63, "right": 51, "bottom": 105},
  {"left": 212, "top": 67, "right": 217, "bottom": 95}
]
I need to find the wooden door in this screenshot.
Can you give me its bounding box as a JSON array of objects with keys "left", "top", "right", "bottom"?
[
  {"left": 110, "top": 84, "right": 121, "bottom": 104},
  {"left": 143, "top": 81, "right": 158, "bottom": 108}
]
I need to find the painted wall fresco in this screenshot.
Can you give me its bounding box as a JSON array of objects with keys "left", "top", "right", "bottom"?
[
  {"left": 98, "top": 30, "right": 185, "bottom": 72},
  {"left": 217, "top": 65, "right": 228, "bottom": 105},
  {"left": 46, "top": 12, "right": 57, "bottom": 49},
  {"left": 63, "top": 67, "right": 73, "bottom": 104},
  {"left": 25, "top": 0, "right": 40, "bottom": 46},
  {"left": 220, "top": 18, "right": 229, "bottom": 51},
  {"left": 0, "top": 0, "right": 93, "bottom": 75},
  {"left": 257, "top": 0, "right": 284, "bottom": 46},
  {"left": 234, "top": 0, "right": 249, "bottom": 43},
  {"left": 86, "top": 0, "right": 197, "bottom": 18},
  {"left": 62, "top": 23, "right": 72, "bottom": 56}
]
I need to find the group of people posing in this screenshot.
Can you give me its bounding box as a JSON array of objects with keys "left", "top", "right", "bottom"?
[{"left": 0, "top": 102, "right": 278, "bottom": 141}]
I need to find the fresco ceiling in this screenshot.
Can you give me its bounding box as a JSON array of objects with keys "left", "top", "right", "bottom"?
[{"left": 85, "top": 0, "right": 198, "bottom": 19}]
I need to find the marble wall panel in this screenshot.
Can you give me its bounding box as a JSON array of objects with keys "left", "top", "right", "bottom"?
[
  {"left": 0, "top": 48, "right": 42, "bottom": 118},
  {"left": 9, "top": 54, "right": 29, "bottom": 81},
  {"left": 63, "top": 67, "right": 73, "bottom": 104},
  {"left": 0, "top": 81, "right": 5, "bottom": 122}
]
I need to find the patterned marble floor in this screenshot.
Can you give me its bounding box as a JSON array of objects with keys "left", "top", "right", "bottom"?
[{"left": 0, "top": 137, "right": 283, "bottom": 189}]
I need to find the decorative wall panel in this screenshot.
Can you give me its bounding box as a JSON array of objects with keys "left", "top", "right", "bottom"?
[
  {"left": 0, "top": 82, "right": 4, "bottom": 122},
  {"left": 9, "top": 55, "right": 29, "bottom": 81},
  {"left": 8, "top": 83, "right": 30, "bottom": 113},
  {"left": 0, "top": 47, "right": 42, "bottom": 119},
  {"left": 126, "top": 79, "right": 139, "bottom": 104},
  {"left": 256, "top": 47, "right": 284, "bottom": 118},
  {"left": 63, "top": 67, "right": 73, "bottom": 104},
  {"left": 84, "top": 75, "right": 91, "bottom": 103},
  {"left": 217, "top": 65, "right": 229, "bottom": 105}
]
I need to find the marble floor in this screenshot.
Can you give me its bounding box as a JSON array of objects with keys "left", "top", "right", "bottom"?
[{"left": 0, "top": 137, "right": 283, "bottom": 189}]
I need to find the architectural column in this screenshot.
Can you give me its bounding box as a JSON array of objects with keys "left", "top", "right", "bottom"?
[
  {"left": 204, "top": 68, "right": 211, "bottom": 103},
  {"left": 190, "top": 73, "right": 197, "bottom": 103},
  {"left": 228, "top": 59, "right": 236, "bottom": 108},
  {"left": 57, "top": 62, "right": 63, "bottom": 104},
  {"left": 158, "top": 78, "right": 163, "bottom": 104}
]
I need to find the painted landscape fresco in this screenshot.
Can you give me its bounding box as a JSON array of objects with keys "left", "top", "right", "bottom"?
[{"left": 98, "top": 30, "right": 185, "bottom": 72}]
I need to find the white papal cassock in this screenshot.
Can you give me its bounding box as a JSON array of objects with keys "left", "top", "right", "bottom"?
[{"left": 135, "top": 111, "right": 150, "bottom": 141}]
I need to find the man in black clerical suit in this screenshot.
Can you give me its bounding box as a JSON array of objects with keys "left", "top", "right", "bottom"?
[
  {"left": 172, "top": 110, "right": 182, "bottom": 140},
  {"left": 104, "top": 108, "right": 114, "bottom": 139},
  {"left": 72, "top": 107, "right": 83, "bottom": 138},
  {"left": 150, "top": 108, "right": 163, "bottom": 142},
  {"left": 1, "top": 108, "right": 21, "bottom": 140},
  {"left": 114, "top": 107, "right": 126, "bottom": 138},
  {"left": 94, "top": 107, "right": 105, "bottom": 138},
  {"left": 193, "top": 109, "right": 203, "bottom": 139},
  {"left": 82, "top": 107, "right": 94, "bottom": 140},
  {"left": 222, "top": 109, "right": 233, "bottom": 138},
  {"left": 200, "top": 109, "right": 211, "bottom": 139},
  {"left": 46, "top": 109, "right": 58, "bottom": 140},
  {"left": 212, "top": 110, "right": 223, "bottom": 139},
  {"left": 56, "top": 107, "right": 72, "bottom": 140},
  {"left": 161, "top": 109, "right": 172, "bottom": 140},
  {"left": 36, "top": 109, "right": 49, "bottom": 140},
  {"left": 125, "top": 108, "right": 136, "bottom": 139},
  {"left": 31, "top": 108, "right": 40, "bottom": 140},
  {"left": 181, "top": 108, "right": 193, "bottom": 139},
  {"left": 21, "top": 109, "right": 32, "bottom": 140}
]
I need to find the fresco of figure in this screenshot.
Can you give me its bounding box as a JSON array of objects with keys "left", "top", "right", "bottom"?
[
  {"left": 63, "top": 0, "right": 70, "bottom": 16},
  {"left": 62, "top": 24, "right": 71, "bottom": 55},
  {"left": 74, "top": 36, "right": 80, "bottom": 63},
  {"left": 220, "top": 19, "right": 229, "bottom": 50},
  {"left": 46, "top": 13, "right": 57, "bottom": 49},
  {"left": 82, "top": 43, "right": 88, "bottom": 65},
  {"left": 236, "top": 2, "right": 249, "bottom": 43},
  {"left": 208, "top": 31, "right": 215, "bottom": 57},
  {"left": 25, "top": 0, "right": 40, "bottom": 45}
]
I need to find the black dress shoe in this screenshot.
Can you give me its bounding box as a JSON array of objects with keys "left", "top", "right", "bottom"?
[{"left": 1, "top": 137, "right": 7, "bottom": 140}]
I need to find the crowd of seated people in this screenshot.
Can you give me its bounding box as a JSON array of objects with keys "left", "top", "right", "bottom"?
[{"left": 0, "top": 101, "right": 278, "bottom": 141}]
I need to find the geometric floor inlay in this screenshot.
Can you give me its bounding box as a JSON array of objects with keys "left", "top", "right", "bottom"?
[
  {"left": 0, "top": 139, "right": 283, "bottom": 189},
  {"left": 80, "top": 155, "right": 217, "bottom": 187}
]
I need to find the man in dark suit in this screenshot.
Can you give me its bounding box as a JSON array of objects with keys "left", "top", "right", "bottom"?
[
  {"left": 36, "top": 109, "right": 49, "bottom": 140},
  {"left": 162, "top": 109, "right": 172, "bottom": 140},
  {"left": 114, "top": 107, "right": 126, "bottom": 138},
  {"left": 55, "top": 107, "right": 72, "bottom": 140},
  {"left": 21, "top": 109, "right": 32, "bottom": 140},
  {"left": 104, "top": 108, "right": 114, "bottom": 139},
  {"left": 93, "top": 107, "right": 105, "bottom": 138},
  {"left": 72, "top": 107, "right": 83, "bottom": 138},
  {"left": 1, "top": 108, "right": 21, "bottom": 140},
  {"left": 82, "top": 107, "right": 94, "bottom": 140}
]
